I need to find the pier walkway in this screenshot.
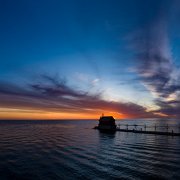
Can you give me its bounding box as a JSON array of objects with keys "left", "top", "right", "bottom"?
[{"left": 116, "top": 124, "right": 180, "bottom": 136}]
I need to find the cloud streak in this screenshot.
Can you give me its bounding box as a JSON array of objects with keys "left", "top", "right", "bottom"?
[
  {"left": 130, "top": 0, "right": 180, "bottom": 118},
  {"left": 0, "top": 75, "right": 157, "bottom": 119}
]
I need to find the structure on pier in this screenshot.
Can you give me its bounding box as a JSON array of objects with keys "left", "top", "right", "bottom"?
[{"left": 97, "top": 115, "right": 117, "bottom": 131}]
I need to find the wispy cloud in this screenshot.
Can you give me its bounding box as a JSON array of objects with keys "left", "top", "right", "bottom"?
[
  {"left": 0, "top": 75, "right": 157, "bottom": 118},
  {"left": 129, "top": 0, "right": 180, "bottom": 118}
]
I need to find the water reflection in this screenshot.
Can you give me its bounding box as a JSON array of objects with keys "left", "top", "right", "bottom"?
[
  {"left": 97, "top": 131, "right": 116, "bottom": 146},
  {"left": 0, "top": 120, "right": 180, "bottom": 180}
]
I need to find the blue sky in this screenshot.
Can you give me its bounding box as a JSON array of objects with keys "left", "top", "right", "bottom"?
[{"left": 0, "top": 0, "right": 180, "bottom": 119}]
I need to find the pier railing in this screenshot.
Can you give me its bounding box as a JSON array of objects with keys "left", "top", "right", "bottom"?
[{"left": 117, "top": 123, "right": 180, "bottom": 134}]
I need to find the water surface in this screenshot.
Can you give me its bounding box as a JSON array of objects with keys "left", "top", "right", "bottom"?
[{"left": 0, "top": 119, "right": 180, "bottom": 180}]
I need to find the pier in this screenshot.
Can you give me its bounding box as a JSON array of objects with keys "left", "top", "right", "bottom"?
[
  {"left": 116, "top": 124, "right": 180, "bottom": 136},
  {"left": 94, "top": 115, "right": 180, "bottom": 136}
]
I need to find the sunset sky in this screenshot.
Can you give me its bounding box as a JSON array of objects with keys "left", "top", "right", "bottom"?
[{"left": 0, "top": 0, "right": 180, "bottom": 119}]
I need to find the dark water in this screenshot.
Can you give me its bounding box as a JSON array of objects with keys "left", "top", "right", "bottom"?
[{"left": 0, "top": 119, "right": 180, "bottom": 180}]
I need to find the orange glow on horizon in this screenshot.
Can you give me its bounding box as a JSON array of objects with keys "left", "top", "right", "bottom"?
[
  {"left": 0, "top": 107, "right": 169, "bottom": 120},
  {"left": 0, "top": 108, "right": 128, "bottom": 120}
]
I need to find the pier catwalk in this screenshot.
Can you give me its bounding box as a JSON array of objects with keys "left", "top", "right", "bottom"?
[{"left": 116, "top": 124, "right": 180, "bottom": 136}]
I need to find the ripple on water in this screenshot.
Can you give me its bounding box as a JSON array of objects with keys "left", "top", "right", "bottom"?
[{"left": 0, "top": 120, "right": 180, "bottom": 180}]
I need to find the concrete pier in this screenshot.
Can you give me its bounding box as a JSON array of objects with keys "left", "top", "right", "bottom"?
[
  {"left": 94, "top": 124, "right": 180, "bottom": 136},
  {"left": 116, "top": 128, "right": 180, "bottom": 136}
]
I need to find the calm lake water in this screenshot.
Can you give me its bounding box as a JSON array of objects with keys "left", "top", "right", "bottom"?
[{"left": 0, "top": 119, "right": 180, "bottom": 180}]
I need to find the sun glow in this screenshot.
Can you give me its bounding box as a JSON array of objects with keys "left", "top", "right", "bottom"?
[{"left": 0, "top": 108, "right": 127, "bottom": 120}]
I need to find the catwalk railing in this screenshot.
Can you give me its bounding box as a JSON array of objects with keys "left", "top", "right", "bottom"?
[{"left": 116, "top": 123, "right": 180, "bottom": 136}]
